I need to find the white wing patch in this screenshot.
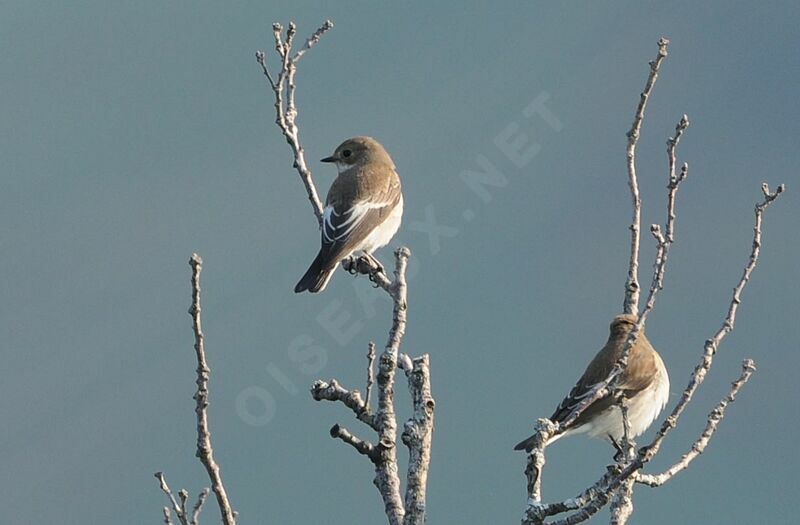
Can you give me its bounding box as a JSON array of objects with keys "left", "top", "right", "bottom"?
[{"left": 323, "top": 201, "right": 387, "bottom": 244}]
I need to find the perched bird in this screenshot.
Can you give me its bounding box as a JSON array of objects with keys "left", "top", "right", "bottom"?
[
  {"left": 514, "top": 314, "right": 669, "bottom": 453},
  {"left": 295, "top": 136, "right": 403, "bottom": 293}
]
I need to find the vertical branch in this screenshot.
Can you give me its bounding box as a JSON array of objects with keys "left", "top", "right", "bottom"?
[
  {"left": 402, "top": 355, "right": 436, "bottom": 525},
  {"left": 623, "top": 37, "right": 670, "bottom": 315},
  {"left": 665, "top": 116, "right": 690, "bottom": 243},
  {"left": 608, "top": 480, "right": 634, "bottom": 525},
  {"left": 309, "top": 249, "right": 416, "bottom": 525},
  {"left": 256, "top": 21, "right": 333, "bottom": 226},
  {"left": 617, "top": 399, "right": 634, "bottom": 461},
  {"left": 366, "top": 341, "right": 377, "bottom": 410},
  {"left": 188, "top": 254, "right": 238, "bottom": 525},
  {"left": 522, "top": 419, "right": 557, "bottom": 524},
  {"left": 191, "top": 489, "right": 210, "bottom": 525},
  {"left": 308, "top": 247, "right": 437, "bottom": 525},
  {"left": 372, "top": 247, "right": 412, "bottom": 525},
  {"left": 155, "top": 472, "right": 189, "bottom": 525}
]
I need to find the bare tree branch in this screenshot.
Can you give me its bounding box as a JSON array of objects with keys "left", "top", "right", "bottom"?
[
  {"left": 608, "top": 479, "right": 634, "bottom": 525},
  {"left": 163, "top": 506, "right": 174, "bottom": 525},
  {"left": 154, "top": 257, "right": 238, "bottom": 525},
  {"left": 371, "top": 247, "right": 411, "bottom": 525},
  {"left": 366, "top": 341, "right": 377, "bottom": 410},
  {"left": 311, "top": 378, "right": 378, "bottom": 430},
  {"left": 179, "top": 489, "right": 189, "bottom": 521},
  {"left": 639, "top": 183, "right": 784, "bottom": 461},
  {"left": 306, "top": 248, "right": 425, "bottom": 525},
  {"left": 155, "top": 472, "right": 188, "bottom": 525},
  {"left": 523, "top": 418, "right": 556, "bottom": 510},
  {"left": 191, "top": 489, "right": 210, "bottom": 525},
  {"left": 402, "top": 355, "right": 435, "bottom": 525},
  {"left": 636, "top": 359, "right": 756, "bottom": 487},
  {"left": 623, "top": 37, "right": 670, "bottom": 316},
  {"left": 330, "top": 423, "right": 377, "bottom": 458},
  {"left": 605, "top": 116, "right": 691, "bottom": 525},
  {"left": 188, "top": 254, "right": 237, "bottom": 525},
  {"left": 256, "top": 20, "right": 333, "bottom": 225}
]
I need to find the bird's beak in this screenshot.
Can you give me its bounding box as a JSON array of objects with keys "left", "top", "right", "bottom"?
[{"left": 320, "top": 154, "right": 337, "bottom": 163}]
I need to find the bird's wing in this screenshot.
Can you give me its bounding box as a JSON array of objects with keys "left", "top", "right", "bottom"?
[
  {"left": 549, "top": 376, "right": 612, "bottom": 425},
  {"left": 317, "top": 186, "right": 401, "bottom": 266},
  {"left": 549, "top": 341, "right": 656, "bottom": 425}
]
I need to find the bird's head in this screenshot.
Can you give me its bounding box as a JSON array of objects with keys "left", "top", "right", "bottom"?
[
  {"left": 609, "top": 313, "right": 641, "bottom": 335},
  {"left": 321, "top": 136, "right": 394, "bottom": 173}
]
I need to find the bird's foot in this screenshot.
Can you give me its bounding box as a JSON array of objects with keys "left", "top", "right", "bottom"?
[
  {"left": 342, "top": 256, "right": 359, "bottom": 275},
  {"left": 358, "top": 253, "right": 386, "bottom": 276}
]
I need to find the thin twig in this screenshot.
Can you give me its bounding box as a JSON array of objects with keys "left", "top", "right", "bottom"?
[
  {"left": 154, "top": 472, "right": 189, "bottom": 525},
  {"left": 191, "top": 489, "right": 210, "bottom": 525},
  {"left": 666, "top": 115, "right": 690, "bottom": 242},
  {"left": 623, "top": 37, "right": 670, "bottom": 316},
  {"left": 639, "top": 183, "right": 784, "bottom": 461},
  {"left": 163, "top": 507, "right": 174, "bottom": 525},
  {"left": 179, "top": 489, "right": 189, "bottom": 521},
  {"left": 293, "top": 20, "right": 335, "bottom": 62},
  {"left": 366, "top": 341, "right": 377, "bottom": 410},
  {"left": 311, "top": 378, "right": 378, "bottom": 430},
  {"left": 618, "top": 398, "right": 634, "bottom": 462},
  {"left": 523, "top": 467, "right": 618, "bottom": 524},
  {"left": 636, "top": 359, "right": 756, "bottom": 487},
  {"left": 256, "top": 21, "right": 333, "bottom": 225},
  {"left": 188, "top": 254, "right": 237, "bottom": 525},
  {"left": 330, "top": 423, "right": 377, "bottom": 459}
]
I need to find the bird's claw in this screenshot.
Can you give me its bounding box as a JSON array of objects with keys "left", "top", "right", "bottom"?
[{"left": 342, "top": 256, "right": 359, "bottom": 275}]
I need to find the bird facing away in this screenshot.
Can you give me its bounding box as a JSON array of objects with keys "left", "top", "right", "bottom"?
[
  {"left": 514, "top": 314, "right": 669, "bottom": 453},
  {"left": 295, "top": 136, "right": 403, "bottom": 293}
]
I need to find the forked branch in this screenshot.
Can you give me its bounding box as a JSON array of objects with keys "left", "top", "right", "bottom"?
[{"left": 154, "top": 255, "right": 237, "bottom": 525}]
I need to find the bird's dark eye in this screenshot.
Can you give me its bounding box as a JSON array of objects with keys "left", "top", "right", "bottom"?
[{"left": 342, "top": 149, "right": 352, "bottom": 158}]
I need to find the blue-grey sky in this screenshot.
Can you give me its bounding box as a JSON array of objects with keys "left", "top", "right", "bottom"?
[{"left": 1, "top": 1, "right": 798, "bottom": 524}]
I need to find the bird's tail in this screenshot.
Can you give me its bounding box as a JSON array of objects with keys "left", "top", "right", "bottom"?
[
  {"left": 513, "top": 431, "right": 564, "bottom": 452},
  {"left": 294, "top": 251, "right": 336, "bottom": 293},
  {"left": 513, "top": 435, "right": 537, "bottom": 452}
]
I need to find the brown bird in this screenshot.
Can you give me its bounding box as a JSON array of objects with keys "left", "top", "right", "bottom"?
[
  {"left": 295, "top": 136, "right": 403, "bottom": 293},
  {"left": 515, "top": 314, "right": 669, "bottom": 453}
]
